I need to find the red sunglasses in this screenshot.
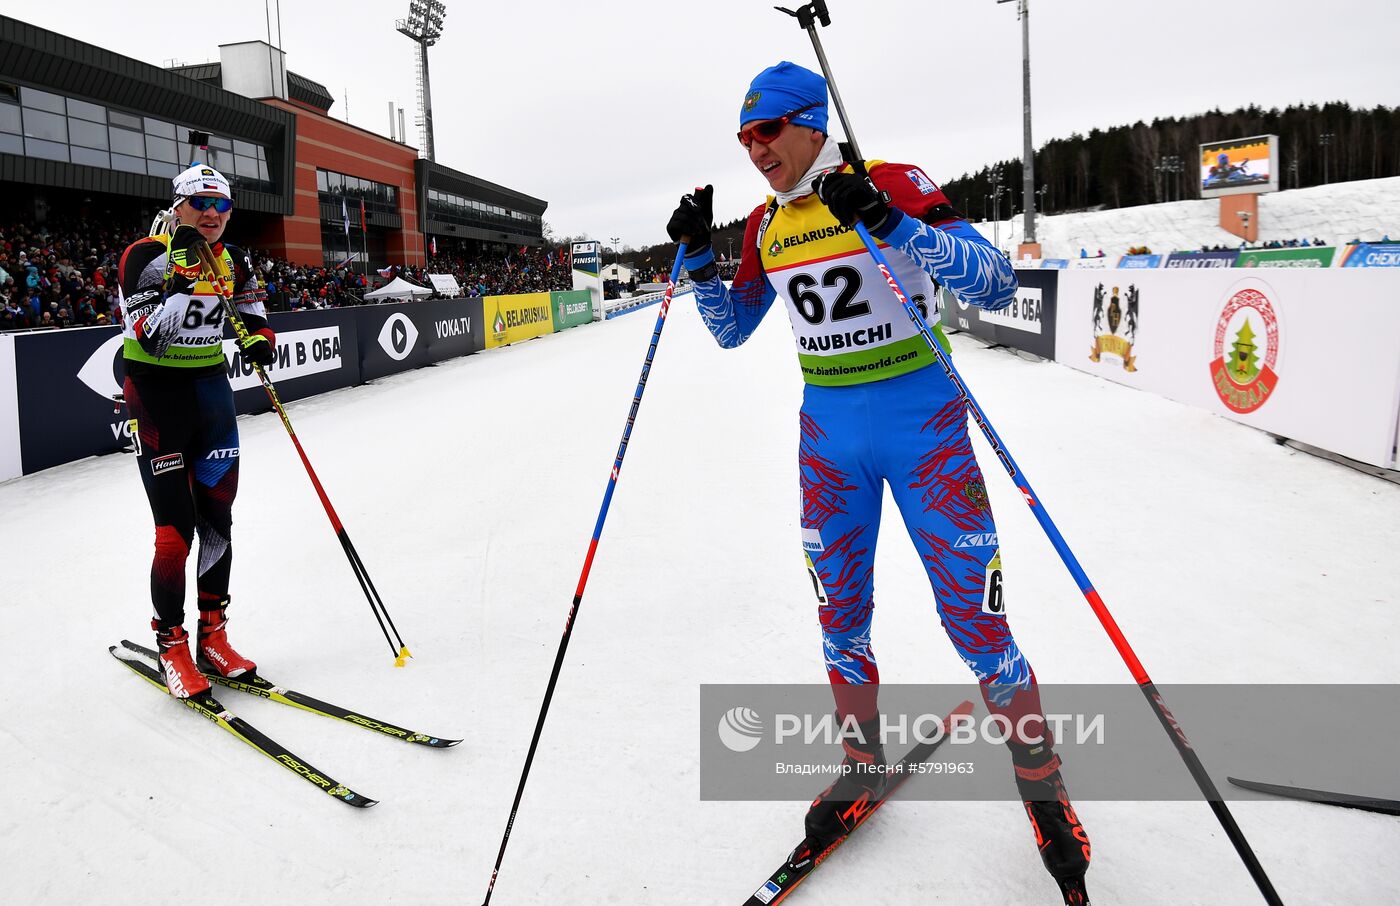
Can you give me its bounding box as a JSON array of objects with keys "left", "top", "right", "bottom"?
[{"left": 737, "top": 104, "right": 819, "bottom": 148}]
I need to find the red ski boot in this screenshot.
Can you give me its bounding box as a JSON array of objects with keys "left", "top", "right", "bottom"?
[
  {"left": 197, "top": 599, "right": 257, "bottom": 678},
  {"left": 154, "top": 624, "right": 211, "bottom": 699}
]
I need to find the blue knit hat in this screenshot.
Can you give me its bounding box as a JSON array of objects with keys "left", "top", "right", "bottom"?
[{"left": 739, "top": 61, "right": 829, "bottom": 134}]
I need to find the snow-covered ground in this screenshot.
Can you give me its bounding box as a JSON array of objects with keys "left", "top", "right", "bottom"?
[
  {"left": 972, "top": 176, "right": 1400, "bottom": 260},
  {"left": 3, "top": 295, "right": 1398, "bottom": 904}
]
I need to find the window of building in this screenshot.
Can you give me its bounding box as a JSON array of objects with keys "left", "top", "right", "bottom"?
[
  {"left": 108, "top": 110, "right": 142, "bottom": 131},
  {"left": 109, "top": 126, "right": 144, "bottom": 157},
  {"left": 66, "top": 97, "right": 105, "bottom": 123},
  {"left": 20, "top": 86, "right": 65, "bottom": 115},
  {"left": 69, "top": 118, "right": 108, "bottom": 150},
  {"left": 145, "top": 135, "right": 178, "bottom": 163},
  {"left": 22, "top": 108, "right": 66, "bottom": 143},
  {"left": 3, "top": 82, "right": 275, "bottom": 193},
  {"left": 143, "top": 117, "right": 176, "bottom": 139},
  {"left": 111, "top": 153, "right": 146, "bottom": 175},
  {"left": 70, "top": 146, "right": 110, "bottom": 168},
  {"left": 24, "top": 138, "right": 68, "bottom": 162}
]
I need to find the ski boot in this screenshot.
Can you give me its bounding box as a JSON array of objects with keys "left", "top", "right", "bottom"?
[
  {"left": 196, "top": 597, "right": 257, "bottom": 678},
  {"left": 1014, "top": 745, "right": 1092, "bottom": 905},
  {"left": 792, "top": 716, "right": 887, "bottom": 865},
  {"left": 154, "top": 623, "right": 211, "bottom": 699}
]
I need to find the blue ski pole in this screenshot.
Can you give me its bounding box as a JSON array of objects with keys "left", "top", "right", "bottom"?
[{"left": 482, "top": 244, "right": 688, "bottom": 905}]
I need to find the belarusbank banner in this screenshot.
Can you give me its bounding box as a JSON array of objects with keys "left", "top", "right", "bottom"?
[
  {"left": 1236, "top": 246, "right": 1335, "bottom": 268},
  {"left": 485, "top": 291, "right": 554, "bottom": 349},
  {"left": 551, "top": 289, "right": 594, "bottom": 331}
]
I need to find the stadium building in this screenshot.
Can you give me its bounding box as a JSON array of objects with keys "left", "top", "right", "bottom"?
[{"left": 0, "top": 15, "right": 547, "bottom": 270}]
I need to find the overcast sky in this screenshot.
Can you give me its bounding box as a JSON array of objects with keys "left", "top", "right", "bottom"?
[{"left": 8, "top": 0, "right": 1395, "bottom": 250}]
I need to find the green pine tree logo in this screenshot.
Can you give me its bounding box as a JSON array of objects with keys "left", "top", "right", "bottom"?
[{"left": 1229, "top": 318, "right": 1261, "bottom": 383}]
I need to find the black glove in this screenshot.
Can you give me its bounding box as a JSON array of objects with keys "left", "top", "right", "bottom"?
[
  {"left": 666, "top": 185, "right": 714, "bottom": 254},
  {"left": 239, "top": 328, "right": 277, "bottom": 368},
  {"left": 164, "top": 224, "right": 208, "bottom": 294},
  {"left": 813, "top": 171, "right": 892, "bottom": 232}
]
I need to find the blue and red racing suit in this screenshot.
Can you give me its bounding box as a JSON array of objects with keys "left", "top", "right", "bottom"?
[{"left": 687, "top": 158, "right": 1050, "bottom": 743}]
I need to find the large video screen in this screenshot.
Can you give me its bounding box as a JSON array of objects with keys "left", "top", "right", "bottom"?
[{"left": 1199, "top": 135, "right": 1278, "bottom": 198}]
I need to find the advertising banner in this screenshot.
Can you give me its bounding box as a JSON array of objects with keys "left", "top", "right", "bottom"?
[
  {"left": 427, "top": 273, "right": 462, "bottom": 296},
  {"left": 1054, "top": 269, "right": 1400, "bottom": 467},
  {"left": 13, "top": 325, "right": 131, "bottom": 474},
  {"left": 356, "top": 298, "right": 484, "bottom": 381},
  {"left": 966, "top": 269, "right": 1058, "bottom": 359},
  {"left": 1041, "top": 259, "right": 1069, "bottom": 269},
  {"left": 1070, "top": 256, "right": 1108, "bottom": 269},
  {"left": 0, "top": 334, "right": 20, "bottom": 483},
  {"left": 550, "top": 289, "right": 594, "bottom": 331},
  {"left": 1199, "top": 135, "right": 1278, "bottom": 198},
  {"left": 572, "top": 241, "right": 603, "bottom": 322},
  {"left": 228, "top": 309, "right": 360, "bottom": 415},
  {"left": 1117, "top": 254, "right": 1162, "bottom": 269},
  {"left": 1338, "top": 243, "right": 1400, "bottom": 267},
  {"left": 423, "top": 298, "right": 484, "bottom": 363},
  {"left": 1165, "top": 250, "right": 1240, "bottom": 268},
  {"left": 1235, "top": 246, "right": 1335, "bottom": 268},
  {"left": 484, "top": 291, "right": 555, "bottom": 349}
]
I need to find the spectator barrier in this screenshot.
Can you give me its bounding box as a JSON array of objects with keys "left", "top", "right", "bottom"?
[
  {"left": 0, "top": 288, "right": 597, "bottom": 481},
  {"left": 1236, "top": 246, "right": 1336, "bottom": 268},
  {"left": 1165, "top": 250, "right": 1241, "bottom": 268},
  {"left": 940, "top": 270, "right": 1058, "bottom": 361},
  {"left": 603, "top": 284, "right": 692, "bottom": 319},
  {"left": 940, "top": 268, "right": 1399, "bottom": 470},
  {"left": 1338, "top": 244, "right": 1400, "bottom": 268}
]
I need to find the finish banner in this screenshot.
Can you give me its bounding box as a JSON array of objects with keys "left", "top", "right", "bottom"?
[
  {"left": 550, "top": 289, "right": 594, "bottom": 331},
  {"left": 485, "top": 291, "right": 555, "bottom": 349},
  {"left": 1236, "top": 247, "right": 1335, "bottom": 268},
  {"left": 572, "top": 240, "right": 603, "bottom": 322}
]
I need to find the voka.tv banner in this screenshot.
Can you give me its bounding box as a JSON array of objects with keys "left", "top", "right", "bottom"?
[{"left": 356, "top": 299, "right": 484, "bottom": 381}]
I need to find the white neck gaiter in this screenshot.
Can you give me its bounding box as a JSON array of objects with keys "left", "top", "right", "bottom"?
[{"left": 775, "top": 138, "right": 847, "bottom": 206}]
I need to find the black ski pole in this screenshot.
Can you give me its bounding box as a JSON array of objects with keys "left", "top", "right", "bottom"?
[
  {"left": 480, "top": 244, "right": 689, "bottom": 904},
  {"left": 776, "top": 3, "right": 1284, "bottom": 903},
  {"left": 194, "top": 242, "right": 410, "bottom": 666}
]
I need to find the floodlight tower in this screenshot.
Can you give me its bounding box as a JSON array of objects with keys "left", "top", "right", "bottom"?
[{"left": 397, "top": 0, "right": 447, "bottom": 161}]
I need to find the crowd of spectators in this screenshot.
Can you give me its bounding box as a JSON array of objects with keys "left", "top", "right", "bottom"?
[
  {"left": 421, "top": 245, "right": 573, "bottom": 298},
  {"left": 1199, "top": 237, "right": 1330, "bottom": 252},
  {"left": 0, "top": 213, "right": 586, "bottom": 332},
  {"left": 252, "top": 255, "right": 370, "bottom": 311},
  {"left": 0, "top": 217, "right": 134, "bottom": 332}
]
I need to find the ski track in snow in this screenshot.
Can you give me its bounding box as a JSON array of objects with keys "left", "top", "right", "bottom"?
[{"left": 2, "top": 291, "right": 1397, "bottom": 904}]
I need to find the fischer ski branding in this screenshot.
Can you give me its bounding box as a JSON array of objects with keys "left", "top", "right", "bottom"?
[
  {"left": 110, "top": 644, "right": 376, "bottom": 808},
  {"left": 121, "top": 640, "right": 460, "bottom": 748},
  {"left": 742, "top": 700, "right": 975, "bottom": 905}
]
